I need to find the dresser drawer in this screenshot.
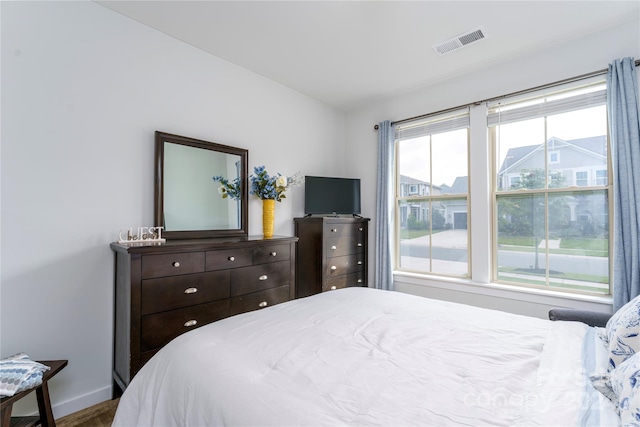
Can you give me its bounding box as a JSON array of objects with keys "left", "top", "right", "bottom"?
[
  {"left": 141, "top": 252, "right": 205, "bottom": 279},
  {"left": 141, "top": 270, "right": 230, "bottom": 315},
  {"left": 323, "top": 272, "right": 365, "bottom": 292},
  {"left": 140, "top": 299, "right": 230, "bottom": 352},
  {"left": 324, "top": 254, "right": 365, "bottom": 277},
  {"left": 253, "top": 244, "right": 291, "bottom": 264},
  {"left": 230, "top": 261, "right": 290, "bottom": 296},
  {"left": 324, "top": 222, "right": 366, "bottom": 236},
  {"left": 205, "top": 248, "right": 252, "bottom": 271},
  {"left": 230, "top": 285, "right": 290, "bottom": 316},
  {"left": 325, "top": 235, "right": 365, "bottom": 258}
]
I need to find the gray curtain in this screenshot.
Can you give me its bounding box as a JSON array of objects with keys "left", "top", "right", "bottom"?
[
  {"left": 375, "top": 121, "right": 395, "bottom": 290},
  {"left": 607, "top": 57, "right": 640, "bottom": 311}
]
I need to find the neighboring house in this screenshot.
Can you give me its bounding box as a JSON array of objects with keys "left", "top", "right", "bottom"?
[
  {"left": 399, "top": 174, "right": 435, "bottom": 197},
  {"left": 399, "top": 175, "right": 470, "bottom": 230},
  {"left": 497, "top": 136, "right": 608, "bottom": 190},
  {"left": 497, "top": 135, "right": 609, "bottom": 230},
  {"left": 398, "top": 175, "right": 442, "bottom": 227},
  {"left": 441, "top": 176, "right": 469, "bottom": 230}
]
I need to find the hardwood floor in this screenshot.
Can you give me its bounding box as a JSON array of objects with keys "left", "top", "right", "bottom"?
[{"left": 56, "top": 398, "right": 119, "bottom": 427}]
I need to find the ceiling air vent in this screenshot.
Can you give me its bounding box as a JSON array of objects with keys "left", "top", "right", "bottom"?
[{"left": 433, "top": 27, "right": 486, "bottom": 56}]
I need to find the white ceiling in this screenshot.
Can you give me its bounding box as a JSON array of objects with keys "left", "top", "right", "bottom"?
[{"left": 97, "top": 1, "right": 640, "bottom": 111}]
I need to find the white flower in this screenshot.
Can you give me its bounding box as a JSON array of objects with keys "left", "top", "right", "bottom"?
[
  {"left": 218, "top": 186, "right": 227, "bottom": 195},
  {"left": 276, "top": 176, "right": 288, "bottom": 188}
]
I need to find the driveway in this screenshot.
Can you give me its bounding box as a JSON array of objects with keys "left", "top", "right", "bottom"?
[{"left": 404, "top": 229, "right": 468, "bottom": 249}]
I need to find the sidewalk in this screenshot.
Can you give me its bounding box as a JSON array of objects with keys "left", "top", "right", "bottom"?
[{"left": 404, "top": 229, "right": 468, "bottom": 248}]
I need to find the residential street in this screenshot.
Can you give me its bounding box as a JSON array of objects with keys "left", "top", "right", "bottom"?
[{"left": 400, "top": 229, "right": 608, "bottom": 278}]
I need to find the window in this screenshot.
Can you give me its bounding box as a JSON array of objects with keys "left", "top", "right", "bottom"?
[
  {"left": 489, "top": 80, "right": 610, "bottom": 295},
  {"left": 395, "top": 109, "right": 470, "bottom": 277},
  {"left": 596, "top": 169, "right": 608, "bottom": 186},
  {"left": 576, "top": 171, "right": 588, "bottom": 186},
  {"left": 509, "top": 176, "right": 521, "bottom": 189}
]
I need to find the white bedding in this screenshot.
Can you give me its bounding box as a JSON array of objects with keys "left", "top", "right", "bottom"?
[{"left": 113, "top": 287, "right": 617, "bottom": 426}]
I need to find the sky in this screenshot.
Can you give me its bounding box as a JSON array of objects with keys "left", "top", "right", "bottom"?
[{"left": 398, "top": 105, "right": 607, "bottom": 188}]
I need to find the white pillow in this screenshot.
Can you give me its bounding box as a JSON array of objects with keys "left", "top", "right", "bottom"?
[{"left": 605, "top": 295, "right": 640, "bottom": 371}]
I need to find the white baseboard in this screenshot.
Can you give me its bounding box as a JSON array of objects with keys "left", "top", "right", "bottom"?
[{"left": 52, "top": 385, "right": 113, "bottom": 419}]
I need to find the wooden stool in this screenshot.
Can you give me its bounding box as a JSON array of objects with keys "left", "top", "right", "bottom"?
[{"left": 0, "top": 360, "right": 68, "bottom": 427}]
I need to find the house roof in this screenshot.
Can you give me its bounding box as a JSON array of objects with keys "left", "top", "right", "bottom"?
[
  {"left": 498, "top": 135, "right": 607, "bottom": 173},
  {"left": 399, "top": 174, "right": 442, "bottom": 190},
  {"left": 441, "top": 176, "right": 469, "bottom": 194}
]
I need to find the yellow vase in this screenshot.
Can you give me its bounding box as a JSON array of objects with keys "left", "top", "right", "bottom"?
[{"left": 262, "top": 199, "right": 275, "bottom": 238}]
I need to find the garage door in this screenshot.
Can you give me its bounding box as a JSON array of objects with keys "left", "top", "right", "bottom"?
[{"left": 453, "top": 212, "right": 468, "bottom": 229}]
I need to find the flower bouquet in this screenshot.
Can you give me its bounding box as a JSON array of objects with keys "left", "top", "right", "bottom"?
[
  {"left": 212, "top": 176, "right": 241, "bottom": 200},
  {"left": 250, "top": 166, "right": 303, "bottom": 237},
  {"left": 249, "top": 165, "right": 303, "bottom": 201}
]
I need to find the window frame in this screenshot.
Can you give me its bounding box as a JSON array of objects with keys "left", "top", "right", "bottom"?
[
  {"left": 393, "top": 108, "right": 471, "bottom": 279},
  {"left": 488, "top": 80, "right": 612, "bottom": 296}
]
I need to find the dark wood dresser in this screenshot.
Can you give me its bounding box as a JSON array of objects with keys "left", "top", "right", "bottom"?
[
  {"left": 294, "top": 217, "right": 369, "bottom": 298},
  {"left": 111, "top": 235, "right": 297, "bottom": 392}
]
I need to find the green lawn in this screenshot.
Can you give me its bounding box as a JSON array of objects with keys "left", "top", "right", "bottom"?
[
  {"left": 560, "top": 238, "right": 608, "bottom": 252},
  {"left": 497, "top": 236, "right": 536, "bottom": 246},
  {"left": 497, "top": 236, "right": 609, "bottom": 257}
]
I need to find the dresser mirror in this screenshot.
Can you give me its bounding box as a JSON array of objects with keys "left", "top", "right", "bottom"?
[{"left": 154, "top": 131, "right": 248, "bottom": 239}]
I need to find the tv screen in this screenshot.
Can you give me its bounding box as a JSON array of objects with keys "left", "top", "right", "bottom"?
[{"left": 304, "top": 176, "right": 361, "bottom": 215}]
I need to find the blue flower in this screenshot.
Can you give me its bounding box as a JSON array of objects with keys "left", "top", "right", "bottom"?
[
  {"left": 249, "top": 166, "right": 303, "bottom": 201},
  {"left": 212, "top": 175, "right": 241, "bottom": 200}
]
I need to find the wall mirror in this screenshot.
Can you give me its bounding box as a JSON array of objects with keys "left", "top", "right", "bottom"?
[{"left": 154, "top": 131, "right": 248, "bottom": 239}]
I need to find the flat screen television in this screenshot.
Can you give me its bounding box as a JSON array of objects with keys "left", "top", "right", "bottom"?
[{"left": 304, "top": 176, "right": 361, "bottom": 215}]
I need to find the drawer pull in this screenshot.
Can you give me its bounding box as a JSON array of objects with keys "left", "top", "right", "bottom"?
[
  {"left": 330, "top": 245, "right": 337, "bottom": 250},
  {"left": 184, "top": 287, "right": 198, "bottom": 294},
  {"left": 270, "top": 251, "right": 277, "bottom": 257},
  {"left": 359, "top": 227, "right": 363, "bottom": 232},
  {"left": 228, "top": 256, "right": 235, "bottom": 262},
  {"left": 184, "top": 320, "right": 197, "bottom": 327},
  {"left": 357, "top": 243, "right": 363, "bottom": 247},
  {"left": 330, "top": 286, "right": 337, "bottom": 290},
  {"left": 259, "top": 275, "right": 268, "bottom": 281},
  {"left": 331, "top": 228, "right": 337, "bottom": 233},
  {"left": 259, "top": 301, "right": 268, "bottom": 308},
  {"left": 357, "top": 261, "right": 363, "bottom": 265},
  {"left": 357, "top": 279, "right": 363, "bottom": 283},
  {"left": 172, "top": 261, "right": 180, "bottom": 268},
  {"left": 330, "top": 265, "right": 337, "bottom": 271}
]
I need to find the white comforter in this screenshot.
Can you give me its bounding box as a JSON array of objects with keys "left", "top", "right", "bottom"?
[{"left": 113, "top": 288, "right": 616, "bottom": 426}]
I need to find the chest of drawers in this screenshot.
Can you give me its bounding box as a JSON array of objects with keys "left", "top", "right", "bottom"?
[
  {"left": 111, "top": 236, "right": 297, "bottom": 392},
  {"left": 294, "top": 217, "right": 369, "bottom": 298}
]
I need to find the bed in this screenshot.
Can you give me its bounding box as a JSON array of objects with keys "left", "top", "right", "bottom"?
[{"left": 112, "top": 287, "right": 639, "bottom": 426}]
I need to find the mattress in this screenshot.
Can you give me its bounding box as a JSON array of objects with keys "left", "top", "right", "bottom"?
[{"left": 112, "top": 287, "right": 618, "bottom": 426}]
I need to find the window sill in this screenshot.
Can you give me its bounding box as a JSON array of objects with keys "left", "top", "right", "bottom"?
[{"left": 393, "top": 271, "right": 613, "bottom": 313}]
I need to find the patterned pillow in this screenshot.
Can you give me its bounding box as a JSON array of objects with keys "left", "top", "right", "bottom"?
[
  {"left": 611, "top": 353, "right": 640, "bottom": 425},
  {"left": 605, "top": 295, "right": 640, "bottom": 371},
  {"left": 590, "top": 353, "right": 640, "bottom": 425}
]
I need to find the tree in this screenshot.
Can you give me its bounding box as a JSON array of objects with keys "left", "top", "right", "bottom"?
[
  {"left": 498, "top": 168, "right": 566, "bottom": 272},
  {"left": 432, "top": 209, "right": 446, "bottom": 230}
]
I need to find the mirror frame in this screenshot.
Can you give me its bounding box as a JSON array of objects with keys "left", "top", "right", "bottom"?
[{"left": 154, "top": 131, "right": 248, "bottom": 240}]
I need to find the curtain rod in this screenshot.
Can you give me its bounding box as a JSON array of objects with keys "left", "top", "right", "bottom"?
[{"left": 374, "top": 59, "right": 640, "bottom": 130}]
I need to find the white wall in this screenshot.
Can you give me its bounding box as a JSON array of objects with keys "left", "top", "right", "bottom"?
[
  {"left": 346, "top": 19, "right": 640, "bottom": 317},
  {"left": 1, "top": 1, "right": 345, "bottom": 417}
]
